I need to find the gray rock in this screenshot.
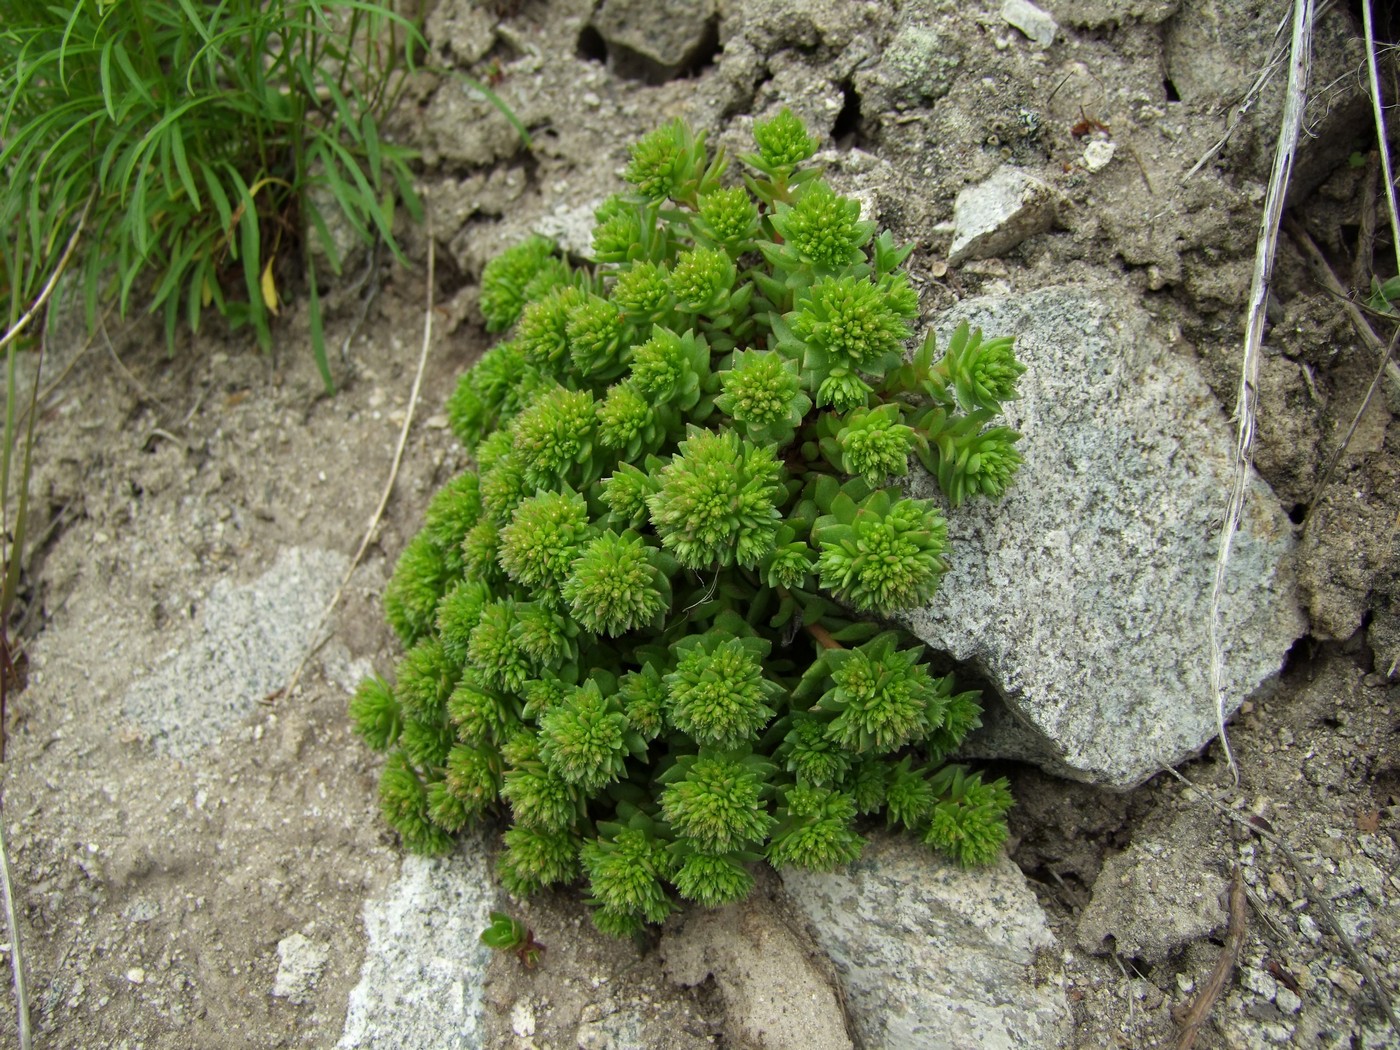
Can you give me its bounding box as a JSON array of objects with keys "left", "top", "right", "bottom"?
[
  {"left": 337, "top": 846, "right": 494, "bottom": 1049},
  {"left": 574, "top": 1002, "right": 673, "bottom": 1050},
  {"left": 897, "top": 288, "right": 1306, "bottom": 786},
  {"left": 591, "top": 0, "right": 718, "bottom": 83},
  {"left": 781, "top": 833, "right": 1068, "bottom": 1050},
  {"left": 1045, "top": 0, "right": 1179, "bottom": 26},
  {"left": 1164, "top": 0, "right": 1365, "bottom": 191},
  {"left": 420, "top": 82, "right": 526, "bottom": 170},
  {"left": 854, "top": 24, "right": 963, "bottom": 110},
  {"left": 272, "top": 933, "right": 329, "bottom": 1005},
  {"left": 1076, "top": 811, "right": 1229, "bottom": 963},
  {"left": 424, "top": 0, "right": 497, "bottom": 67},
  {"left": 510, "top": 999, "right": 536, "bottom": 1038},
  {"left": 1001, "top": 0, "right": 1057, "bottom": 48},
  {"left": 571, "top": 997, "right": 718, "bottom": 1050},
  {"left": 123, "top": 547, "right": 346, "bottom": 757},
  {"left": 661, "top": 893, "right": 853, "bottom": 1050},
  {"left": 948, "top": 167, "right": 1061, "bottom": 265}
]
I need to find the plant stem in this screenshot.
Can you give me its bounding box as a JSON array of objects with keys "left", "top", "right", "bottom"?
[{"left": 0, "top": 798, "right": 31, "bottom": 1050}]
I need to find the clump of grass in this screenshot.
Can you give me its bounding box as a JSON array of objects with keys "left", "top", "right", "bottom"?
[{"left": 0, "top": 0, "right": 426, "bottom": 389}]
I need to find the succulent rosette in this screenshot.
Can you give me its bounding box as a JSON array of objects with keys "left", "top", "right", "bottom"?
[{"left": 353, "top": 110, "right": 1025, "bottom": 932}]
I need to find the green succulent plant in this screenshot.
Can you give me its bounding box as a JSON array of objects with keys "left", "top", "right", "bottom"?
[{"left": 354, "top": 110, "right": 1025, "bottom": 933}]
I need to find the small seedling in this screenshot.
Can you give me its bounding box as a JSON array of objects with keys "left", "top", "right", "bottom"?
[
  {"left": 1365, "top": 275, "right": 1400, "bottom": 316},
  {"left": 480, "top": 911, "right": 545, "bottom": 969}
]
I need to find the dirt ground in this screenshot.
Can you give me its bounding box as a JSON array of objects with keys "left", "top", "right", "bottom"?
[{"left": 1, "top": 0, "right": 1398, "bottom": 1047}]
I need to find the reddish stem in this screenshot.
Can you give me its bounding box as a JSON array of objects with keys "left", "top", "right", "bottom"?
[{"left": 805, "top": 622, "right": 842, "bottom": 651}]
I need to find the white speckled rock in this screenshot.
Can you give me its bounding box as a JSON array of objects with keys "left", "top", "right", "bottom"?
[
  {"left": 338, "top": 846, "right": 494, "bottom": 1050},
  {"left": 782, "top": 833, "right": 1068, "bottom": 1049},
  {"left": 947, "top": 167, "right": 1062, "bottom": 265},
  {"left": 123, "top": 546, "right": 346, "bottom": 758},
  {"left": 661, "top": 892, "right": 854, "bottom": 1050},
  {"left": 897, "top": 287, "right": 1306, "bottom": 786},
  {"left": 272, "top": 932, "right": 330, "bottom": 1005}
]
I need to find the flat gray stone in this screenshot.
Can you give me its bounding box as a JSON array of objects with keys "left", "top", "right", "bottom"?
[
  {"left": 338, "top": 846, "right": 494, "bottom": 1049},
  {"left": 1001, "top": 0, "right": 1057, "bottom": 48},
  {"left": 591, "top": 0, "right": 718, "bottom": 83},
  {"left": 1077, "top": 814, "right": 1229, "bottom": 963},
  {"left": 948, "top": 167, "right": 1061, "bottom": 265},
  {"left": 123, "top": 547, "right": 346, "bottom": 757},
  {"left": 424, "top": 0, "right": 497, "bottom": 67},
  {"left": 782, "top": 834, "right": 1068, "bottom": 1049},
  {"left": 897, "top": 287, "right": 1306, "bottom": 786}
]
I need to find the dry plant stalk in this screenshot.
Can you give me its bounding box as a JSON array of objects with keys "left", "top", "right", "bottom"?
[
  {"left": 0, "top": 195, "right": 95, "bottom": 1050},
  {"left": 1174, "top": 868, "right": 1247, "bottom": 1050},
  {"left": 1363, "top": 0, "right": 1400, "bottom": 278},
  {"left": 1208, "top": 0, "right": 1314, "bottom": 786},
  {"left": 0, "top": 807, "right": 29, "bottom": 1050},
  {"left": 275, "top": 226, "right": 437, "bottom": 702},
  {"left": 1165, "top": 767, "right": 1400, "bottom": 1034}
]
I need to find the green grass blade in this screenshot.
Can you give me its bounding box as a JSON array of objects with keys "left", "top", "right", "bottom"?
[
  {"left": 172, "top": 0, "right": 215, "bottom": 46},
  {"left": 163, "top": 287, "right": 179, "bottom": 352},
  {"left": 387, "top": 151, "right": 423, "bottom": 223},
  {"left": 306, "top": 201, "right": 345, "bottom": 275},
  {"left": 111, "top": 41, "right": 145, "bottom": 101},
  {"left": 186, "top": 249, "right": 210, "bottom": 334},
  {"left": 306, "top": 258, "right": 334, "bottom": 393},
  {"left": 308, "top": 140, "right": 372, "bottom": 244},
  {"left": 169, "top": 126, "right": 201, "bottom": 208},
  {"left": 2, "top": 350, "right": 16, "bottom": 529},
  {"left": 314, "top": 132, "right": 393, "bottom": 245},
  {"left": 230, "top": 175, "right": 268, "bottom": 337},
  {"left": 198, "top": 158, "right": 234, "bottom": 240},
  {"left": 98, "top": 37, "right": 118, "bottom": 119},
  {"left": 1, "top": 345, "right": 36, "bottom": 621},
  {"left": 360, "top": 110, "right": 382, "bottom": 191}
]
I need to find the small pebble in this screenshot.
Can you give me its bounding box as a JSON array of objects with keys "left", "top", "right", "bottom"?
[
  {"left": 1083, "top": 140, "right": 1116, "bottom": 172},
  {"left": 511, "top": 999, "right": 536, "bottom": 1037},
  {"left": 1329, "top": 968, "right": 1361, "bottom": 995},
  {"left": 126, "top": 967, "right": 146, "bottom": 985}
]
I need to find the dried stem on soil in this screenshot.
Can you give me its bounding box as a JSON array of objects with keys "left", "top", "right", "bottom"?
[
  {"left": 1353, "top": 150, "right": 1380, "bottom": 291},
  {"left": 1301, "top": 324, "right": 1399, "bottom": 533},
  {"left": 1164, "top": 768, "right": 1400, "bottom": 1034},
  {"left": 1173, "top": 868, "right": 1246, "bottom": 1050},
  {"left": 0, "top": 802, "right": 31, "bottom": 1050},
  {"left": 275, "top": 229, "right": 437, "bottom": 702},
  {"left": 1184, "top": 0, "right": 1313, "bottom": 179},
  {"left": 1286, "top": 219, "right": 1400, "bottom": 528},
  {"left": 1288, "top": 219, "right": 1400, "bottom": 388},
  {"left": 1363, "top": 0, "right": 1400, "bottom": 279},
  {"left": 1209, "top": 0, "right": 1315, "bottom": 787}
]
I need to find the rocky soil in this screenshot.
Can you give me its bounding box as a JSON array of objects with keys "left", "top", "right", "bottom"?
[{"left": 1, "top": 0, "right": 1397, "bottom": 1047}]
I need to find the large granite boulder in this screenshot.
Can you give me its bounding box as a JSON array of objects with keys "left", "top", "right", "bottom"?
[{"left": 898, "top": 286, "right": 1306, "bottom": 787}]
